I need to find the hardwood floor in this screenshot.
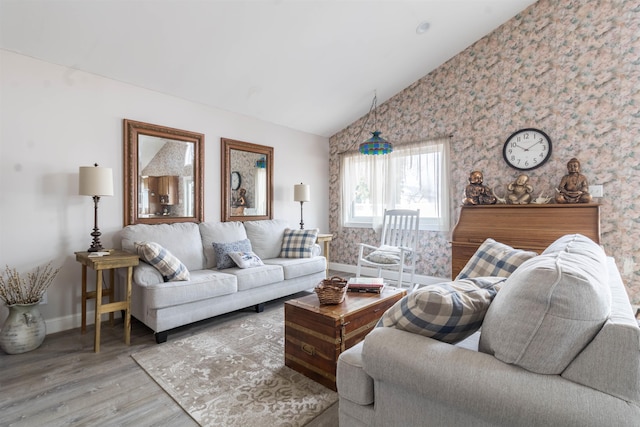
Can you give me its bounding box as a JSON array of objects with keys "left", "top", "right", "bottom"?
[{"left": 0, "top": 294, "right": 318, "bottom": 427}]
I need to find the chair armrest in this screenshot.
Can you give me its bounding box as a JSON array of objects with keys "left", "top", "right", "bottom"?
[{"left": 362, "top": 327, "right": 637, "bottom": 426}]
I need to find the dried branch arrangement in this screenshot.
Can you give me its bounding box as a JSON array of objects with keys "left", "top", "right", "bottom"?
[{"left": 0, "top": 262, "right": 60, "bottom": 306}]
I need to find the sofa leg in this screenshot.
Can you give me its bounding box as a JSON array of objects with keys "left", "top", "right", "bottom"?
[
  {"left": 255, "top": 303, "right": 265, "bottom": 313},
  {"left": 155, "top": 331, "right": 169, "bottom": 344}
]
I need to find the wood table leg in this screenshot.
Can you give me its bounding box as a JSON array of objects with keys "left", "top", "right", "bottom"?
[
  {"left": 124, "top": 266, "right": 132, "bottom": 345},
  {"left": 94, "top": 268, "right": 103, "bottom": 353},
  {"left": 108, "top": 270, "right": 114, "bottom": 326},
  {"left": 81, "top": 265, "right": 87, "bottom": 334}
]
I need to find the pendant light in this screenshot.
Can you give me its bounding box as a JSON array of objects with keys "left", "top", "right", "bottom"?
[{"left": 359, "top": 91, "right": 393, "bottom": 155}]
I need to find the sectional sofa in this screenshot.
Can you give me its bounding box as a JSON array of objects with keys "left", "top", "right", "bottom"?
[
  {"left": 119, "top": 219, "right": 326, "bottom": 343},
  {"left": 337, "top": 234, "right": 640, "bottom": 426}
]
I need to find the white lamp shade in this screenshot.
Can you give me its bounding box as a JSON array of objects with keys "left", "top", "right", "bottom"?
[
  {"left": 79, "top": 165, "right": 114, "bottom": 196},
  {"left": 294, "top": 184, "right": 310, "bottom": 202}
]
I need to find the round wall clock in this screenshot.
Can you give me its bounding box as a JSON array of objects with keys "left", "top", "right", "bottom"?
[
  {"left": 231, "top": 171, "right": 242, "bottom": 190},
  {"left": 502, "top": 128, "right": 552, "bottom": 171}
]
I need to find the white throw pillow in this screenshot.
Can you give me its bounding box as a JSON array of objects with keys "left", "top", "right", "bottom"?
[
  {"left": 479, "top": 234, "right": 611, "bottom": 374},
  {"left": 228, "top": 251, "right": 265, "bottom": 269},
  {"left": 135, "top": 241, "right": 190, "bottom": 282}
]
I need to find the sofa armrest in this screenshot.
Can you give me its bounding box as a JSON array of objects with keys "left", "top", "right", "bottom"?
[
  {"left": 133, "top": 262, "right": 163, "bottom": 286},
  {"left": 362, "top": 327, "right": 640, "bottom": 426}
]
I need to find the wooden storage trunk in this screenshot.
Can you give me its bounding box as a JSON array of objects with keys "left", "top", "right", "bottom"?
[{"left": 284, "top": 287, "right": 406, "bottom": 391}]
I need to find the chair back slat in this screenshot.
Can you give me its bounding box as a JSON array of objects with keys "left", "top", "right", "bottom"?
[{"left": 380, "top": 209, "right": 420, "bottom": 249}]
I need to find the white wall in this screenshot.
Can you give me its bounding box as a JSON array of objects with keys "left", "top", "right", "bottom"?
[{"left": 0, "top": 50, "right": 330, "bottom": 333}]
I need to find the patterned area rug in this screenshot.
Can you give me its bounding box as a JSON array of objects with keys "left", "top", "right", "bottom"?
[{"left": 131, "top": 307, "right": 337, "bottom": 427}]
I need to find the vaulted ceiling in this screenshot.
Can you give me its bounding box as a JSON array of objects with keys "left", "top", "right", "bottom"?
[{"left": 0, "top": 0, "right": 537, "bottom": 137}]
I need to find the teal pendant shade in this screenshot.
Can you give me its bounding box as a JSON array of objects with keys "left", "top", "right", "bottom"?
[{"left": 359, "top": 131, "right": 393, "bottom": 155}]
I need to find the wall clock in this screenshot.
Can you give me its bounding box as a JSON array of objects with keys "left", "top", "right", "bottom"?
[
  {"left": 231, "top": 171, "right": 242, "bottom": 190},
  {"left": 502, "top": 128, "right": 552, "bottom": 171}
]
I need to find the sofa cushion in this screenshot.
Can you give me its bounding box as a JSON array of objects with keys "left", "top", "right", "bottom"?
[
  {"left": 280, "top": 228, "right": 319, "bottom": 258},
  {"left": 228, "top": 251, "right": 265, "bottom": 269},
  {"left": 233, "top": 264, "right": 284, "bottom": 291},
  {"left": 199, "top": 221, "right": 248, "bottom": 269},
  {"left": 212, "top": 239, "right": 253, "bottom": 270},
  {"left": 135, "top": 269, "right": 238, "bottom": 309},
  {"left": 479, "top": 234, "right": 611, "bottom": 374},
  {"left": 135, "top": 241, "right": 190, "bottom": 282},
  {"left": 121, "top": 222, "right": 205, "bottom": 271},
  {"left": 263, "top": 256, "right": 326, "bottom": 280},
  {"left": 336, "top": 342, "right": 373, "bottom": 405},
  {"left": 455, "top": 238, "right": 537, "bottom": 280},
  {"left": 378, "top": 277, "right": 505, "bottom": 344},
  {"left": 243, "top": 219, "right": 290, "bottom": 260}
]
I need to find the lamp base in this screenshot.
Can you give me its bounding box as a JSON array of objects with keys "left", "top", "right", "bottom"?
[
  {"left": 87, "top": 228, "right": 104, "bottom": 252},
  {"left": 87, "top": 195, "right": 104, "bottom": 252},
  {"left": 299, "top": 201, "right": 305, "bottom": 230}
]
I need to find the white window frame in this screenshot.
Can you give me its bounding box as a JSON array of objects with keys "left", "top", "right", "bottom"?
[{"left": 340, "top": 137, "right": 450, "bottom": 231}]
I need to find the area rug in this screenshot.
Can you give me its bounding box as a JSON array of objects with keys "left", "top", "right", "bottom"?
[{"left": 131, "top": 307, "right": 337, "bottom": 427}]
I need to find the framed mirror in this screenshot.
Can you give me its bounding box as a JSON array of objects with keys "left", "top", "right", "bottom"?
[
  {"left": 123, "top": 119, "right": 204, "bottom": 226},
  {"left": 221, "top": 138, "right": 273, "bottom": 222}
]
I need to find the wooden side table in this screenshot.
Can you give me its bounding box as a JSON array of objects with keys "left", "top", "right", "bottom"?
[
  {"left": 316, "top": 233, "right": 333, "bottom": 277},
  {"left": 75, "top": 250, "right": 139, "bottom": 352}
]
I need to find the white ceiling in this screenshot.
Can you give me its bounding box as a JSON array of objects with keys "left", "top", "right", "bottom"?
[{"left": 0, "top": 0, "right": 536, "bottom": 137}]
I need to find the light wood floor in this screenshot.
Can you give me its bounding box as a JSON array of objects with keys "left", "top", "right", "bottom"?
[{"left": 0, "top": 292, "right": 318, "bottom": 427}]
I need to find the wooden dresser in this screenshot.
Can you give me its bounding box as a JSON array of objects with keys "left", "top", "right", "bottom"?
[{"left": 451, "top": 204, "right": 601, "bottom": 278}]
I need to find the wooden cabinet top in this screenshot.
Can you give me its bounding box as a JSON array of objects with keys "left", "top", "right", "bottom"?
[{"left": 451, "top": 204, "right": 601, "bottom": 278}]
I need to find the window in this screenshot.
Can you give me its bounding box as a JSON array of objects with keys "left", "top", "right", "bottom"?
[{"left": 340, "top": 137, "right": 450, "bottom": 231}]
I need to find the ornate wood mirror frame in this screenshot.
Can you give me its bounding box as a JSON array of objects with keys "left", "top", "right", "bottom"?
[
  {"left": 221, "top": 138, "right": 273, "bottom": 222},
  {"left": 123, "top": 119, "right": 204, "bottom": 226}
]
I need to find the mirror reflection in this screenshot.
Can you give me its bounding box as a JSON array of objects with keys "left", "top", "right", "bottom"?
[
  {"left": 222, "top": 138, "right": 273, "bottom": 222},
  {"left": 124, "top": 119, "right": 204, "bottom": 226},
  {"left": 138, "top": 135, "right": 194, "bottom": 218}
]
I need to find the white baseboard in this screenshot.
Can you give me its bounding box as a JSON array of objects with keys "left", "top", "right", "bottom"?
[
  {"left": 45, "top": 310, "right": 121, "bottom": 335},
  {"left": 328, "top": 262, "right": 449, "bottom": 287}
]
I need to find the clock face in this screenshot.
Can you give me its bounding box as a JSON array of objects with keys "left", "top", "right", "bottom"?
[
  {"left": 503, "top": 128, "right": 552, "bottom": 171},
  {"left": 231, "top": 171, "right": 241, "bottom": 190}
]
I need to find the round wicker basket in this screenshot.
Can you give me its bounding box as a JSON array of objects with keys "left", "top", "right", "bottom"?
[{"left": 314, "top": 276, "right": 348, "bottom": 305}]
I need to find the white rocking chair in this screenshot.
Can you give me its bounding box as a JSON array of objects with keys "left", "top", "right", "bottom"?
[{"left": 356, "top": 209, "right": 420, "bottom": 288}]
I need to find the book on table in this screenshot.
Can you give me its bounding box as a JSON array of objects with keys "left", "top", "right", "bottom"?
[{"left": 347, "top": 277, "right": 384, "bottom": 293}]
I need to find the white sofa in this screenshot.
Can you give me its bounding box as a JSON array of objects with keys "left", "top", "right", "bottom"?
[
  {"left": 120, "top": 219, "right": 326, "bottom": 343},
  {"left": 337, "top": 234, "right": 640, "bottom": 426}
]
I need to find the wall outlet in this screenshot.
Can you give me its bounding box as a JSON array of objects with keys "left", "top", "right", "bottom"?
[{"left": 590, "top": 185, "right": 603, "bottom": 198}]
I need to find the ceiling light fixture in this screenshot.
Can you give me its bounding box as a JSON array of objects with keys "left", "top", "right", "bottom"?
[
  {"left": 358, "top": 91, "right": 393, "bottom": 155},
  {"left": 416, "top": 21, "right": 430, "bottom": 34}
]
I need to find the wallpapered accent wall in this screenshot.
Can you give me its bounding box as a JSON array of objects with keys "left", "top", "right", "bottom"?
[{"left": 329, "top": 0, "right": 640, "bottom": 303}]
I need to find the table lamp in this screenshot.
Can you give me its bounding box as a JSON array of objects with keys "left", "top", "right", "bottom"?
[
  {"left": 294, "top": 183, "right": 310, "bottom": 230},
  {"left": 79, "top": 164, "right": 114, "bottom": 252}
]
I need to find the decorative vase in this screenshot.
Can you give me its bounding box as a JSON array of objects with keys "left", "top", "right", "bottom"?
[{"left": 0, "top": 302, "right": 46, "bottom": 354}]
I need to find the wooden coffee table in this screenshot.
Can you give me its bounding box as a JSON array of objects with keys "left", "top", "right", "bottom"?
[{"left": 284, "top": 287, "right": 406, "bottom": 391}]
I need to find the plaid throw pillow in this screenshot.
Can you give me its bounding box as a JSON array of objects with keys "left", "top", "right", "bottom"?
[
  {"left": 135, "top": 241, "right": 190, "bottom": 282},
  {"left": 378, "top": 277, "right": 506, "bottom": 344},
  {"left": 280, "top": 228, "right": 318, "bottom": 258},
  {"left": 455, "top": 238, "right": 537, "bottom": 280}
]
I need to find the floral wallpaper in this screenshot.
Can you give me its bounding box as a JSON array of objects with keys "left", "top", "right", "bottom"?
[{"left": 329, "top": 0, "right": 640, "bottom": 303}]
